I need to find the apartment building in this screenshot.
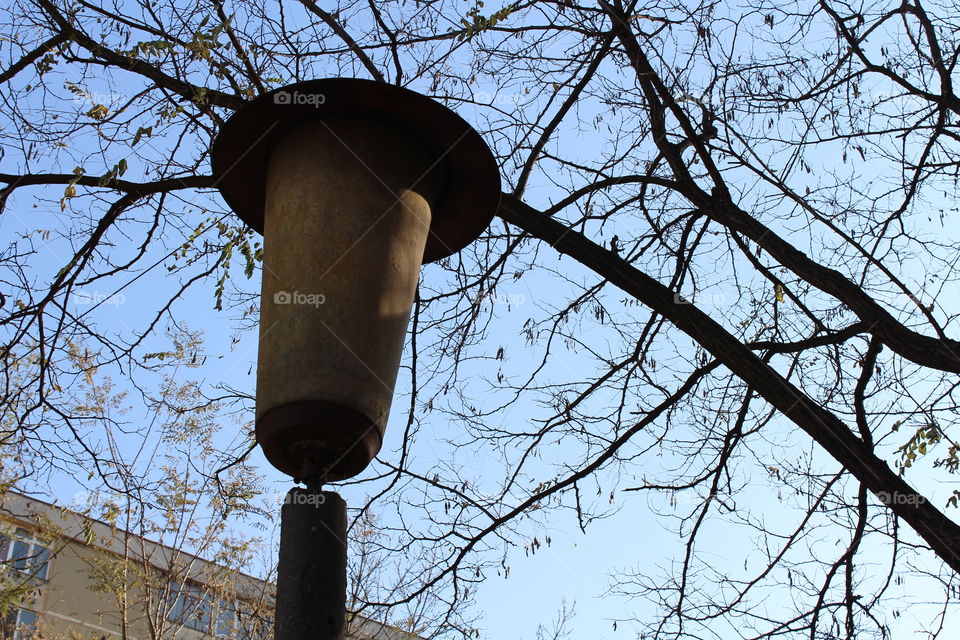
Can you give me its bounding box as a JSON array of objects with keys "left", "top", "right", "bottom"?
[{"left": 0, "top": 491, "right": 420, "bottom": 640}]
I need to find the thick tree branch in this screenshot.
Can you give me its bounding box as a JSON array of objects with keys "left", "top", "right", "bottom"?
[
  {"left": 0, "top": 173, "right": 214, "bottom": 193},
  {"left": 0, "top": 174, "right": 214, "bottom": 215},
  {"left": 498, "top": 192, "right": 960, "bottom": 574},
  {"left": 699, "top": 192, "right": 960, "bottom": 373},
  {"left": 0, "top": 32, "right": 67, "bottom": 84},
  {"left": 604, "top": 0, "right": 960, "bottom": 374}
]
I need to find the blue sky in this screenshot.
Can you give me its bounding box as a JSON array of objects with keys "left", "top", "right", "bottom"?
[{"left": 2, "top": 1, "right": 960, "bottom": 637}]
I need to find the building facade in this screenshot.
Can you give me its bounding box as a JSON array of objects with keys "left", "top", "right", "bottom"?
[{"left": 0, "top": 491, "right": 419, "bottom": 640}]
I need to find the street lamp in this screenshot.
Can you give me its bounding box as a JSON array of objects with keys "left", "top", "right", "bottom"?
[{"left": 211, "top": 78, "right": 500, "bottom": 640}]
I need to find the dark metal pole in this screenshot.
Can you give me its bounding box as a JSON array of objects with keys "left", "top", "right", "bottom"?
[{"left": 275, "top": 474, "right": 347, "bottom": 640}]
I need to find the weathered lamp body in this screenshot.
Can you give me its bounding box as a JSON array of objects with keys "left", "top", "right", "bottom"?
[{"left": 211, "top": 79, "right": 500, "bottom": 481}]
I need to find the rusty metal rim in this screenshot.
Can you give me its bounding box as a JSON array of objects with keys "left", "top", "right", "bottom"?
[
  {"left": 211, "top": 78, "right": 501, "bottom": 263},
  {"left": 256, "top": 400, "right": 382, "bottom": 481}
]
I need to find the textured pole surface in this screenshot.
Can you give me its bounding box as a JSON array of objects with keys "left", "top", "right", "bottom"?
[
  {"left": 276, "top": 488, "right": 347, "bottom": 640},
  {"left": 256, "top": 117, "right": 444, "bottom": 480}
]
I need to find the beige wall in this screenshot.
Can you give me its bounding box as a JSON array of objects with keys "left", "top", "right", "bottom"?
[
  {"left": 1, "top": 493, "right": 421, "bottom": 640},
  {"left": 1, "top": 494, "right": 272, "bottom": 640}
]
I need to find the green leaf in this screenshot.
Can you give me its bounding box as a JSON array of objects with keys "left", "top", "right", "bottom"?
[{"left": 132, "top": 126, "right": 153, "bottom": 145}]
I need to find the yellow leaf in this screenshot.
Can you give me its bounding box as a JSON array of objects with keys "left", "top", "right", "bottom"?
[
  {"left": 60, "top": 184, "right": 77, "bottom": 210},
  {"left": 86, "top": 104, "right": 109, "bottom": 120},
  {"left": 774, "top": 283, "right": 785, "bottom": 303}
]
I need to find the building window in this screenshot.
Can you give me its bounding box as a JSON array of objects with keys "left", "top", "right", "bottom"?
[
  {"left": 167, "top": 582, "right": 271, "bottom": 639},
  {"left": 235, "top": 607, "right": 273, "bottom": 640},
  {"left": 1, "top": 608, "right": 39, "bottom": 640},
  {"left": 167, "top": 583, "right": 211, "bottom": 632},
  {"left": 213, "top": 599, "right": 237, "bottom": 638},
  {"left": 0, "top": 529, "right": 51, "bottom": 581}
]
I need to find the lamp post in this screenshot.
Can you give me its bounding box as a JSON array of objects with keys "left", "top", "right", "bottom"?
[{"left": 211, "top": 78, "right": 500, "bottom": 640}]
